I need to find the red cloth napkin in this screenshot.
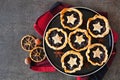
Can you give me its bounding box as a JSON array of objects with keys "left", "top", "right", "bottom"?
[{"left": 32, "top": 2, "right": 118, "bottom": 80}]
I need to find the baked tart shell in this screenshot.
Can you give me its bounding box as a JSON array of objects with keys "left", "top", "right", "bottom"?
[
  {"left": 45, "top": 28, "right": 67, "bottom": 50},
  {"left": 68, "top": 29, "right": 91, "bottom": 51},
  {"left": 87, "top": 14, "right": 110, "bottom": 38},
  {"left": 61, "top": 50, "right": 83, "bottom": 73},
  {"left": 86, "top": 43, "right": 108, "bottom": 66},
  {"left": 60, "top": 8, "right": 83, "bottom": 30}
]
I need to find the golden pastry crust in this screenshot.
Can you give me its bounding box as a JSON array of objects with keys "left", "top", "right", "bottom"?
[
  {"left": 45, "top": 28, "right": 67, "bottom": 50},
  {"left": 60, "top": 8, "right": 83, "bottom": 30},
  {"left": 68, "top": 29, "right": 91, "bottom": 51},
  {"left": 87, "top": 14, "right": 110, "bottom": 38},
  {"left": 86, "top": 43, "right": 108, "bottom": 66},
  {"left": 30, "top": 47, "right": 46, "bottom": 62},
  {"left": 61, "top": 50, "right": 83, "bottom": 73},
  {"left": 21, "top": 35, "right": 36, "bottom": 52}
]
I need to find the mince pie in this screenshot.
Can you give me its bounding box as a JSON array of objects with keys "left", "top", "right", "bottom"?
[
  {"left": 87, "top": 14, "right": 110, "bottom": 38},
  {"left": 61, "top": 50, "right": 83, "bottom": 73},
  {"left": 68, "top": 29, "right": 91, "bottom": 51},
  {"left": 45, "top": 28, "right": 67, "bottom": 50},
  {"left": 60, "top": 8, "right": 83, "bottom": 30},
  {"left": 86, "top": 43, "right": 108, "bottom": 66}
]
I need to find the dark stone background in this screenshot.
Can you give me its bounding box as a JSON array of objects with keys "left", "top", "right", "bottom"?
[{"left": 0, "top": 0, "right": 119, "bottom": 80}]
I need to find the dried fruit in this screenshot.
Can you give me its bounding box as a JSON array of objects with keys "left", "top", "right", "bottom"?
[
  {"left": 21, "top": 35, "right": 36, "bottom": 52},
  {"left": 29, "top": 47, "right": 46, "bottom": 62}
]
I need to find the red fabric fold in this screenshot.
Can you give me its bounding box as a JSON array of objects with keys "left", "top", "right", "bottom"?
[
  {"left": 112, "top": 29, "right": 119, "bottom": 43},
  {"left": 77, "top": 76, "right": 88, "bottom": 80},
  {"left": 31, "top": 66, "right": 56, "bottom": 72},
  {"left": 30, "top": 59, "right": 56, "bottom": 72},
  {"left": 34, "top": 11, "right": 53, "bottom": 36}
]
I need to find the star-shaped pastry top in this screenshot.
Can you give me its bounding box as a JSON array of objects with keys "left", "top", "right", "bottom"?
[
  {"left": 68, "top": 57, "right": 77, "bottom": 68},
  {"left": 93, "top": 22, "right": 103, "bottom": 33},
  {"left": 52, "top": 33, "right": 63, "bottom": 44},
  {"left": 75, "top": 35, "right": 85, "bottom": 45},
  {"left": 93, "top": 48, "right": 103, "bottom": 58},
  {"left": 67, "top": 14, "right": 77, "bottom": 25}
]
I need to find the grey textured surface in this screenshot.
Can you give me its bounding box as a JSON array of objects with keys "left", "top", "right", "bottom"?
[{"left": 0, "top": 0, "right": 120, "bottom": 80}]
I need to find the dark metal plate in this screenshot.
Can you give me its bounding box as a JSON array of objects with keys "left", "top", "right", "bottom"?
[{"left": 43, "top": 7, "right": 113, "bottom": 76}]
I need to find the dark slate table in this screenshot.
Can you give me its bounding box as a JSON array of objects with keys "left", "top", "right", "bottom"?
[{"left": 0, "top": 0, "right": 120, "bottom": 80}]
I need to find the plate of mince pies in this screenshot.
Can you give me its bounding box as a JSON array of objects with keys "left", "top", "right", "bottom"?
[{"left": 43, "top": 7, "right": 113, "bottom": 76}]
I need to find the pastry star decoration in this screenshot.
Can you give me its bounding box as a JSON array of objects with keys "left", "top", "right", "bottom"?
[
  {"left": 93, "top": 48, "right": 103, "bottom": 58},
  {"left": 52, "top": 33, "right": 63, "bottom": 44},
  {"left": 75, "top": 35, "right": 85, "bottom": 45},
  {"left": 68, "top": 57, "right": 77, "bottom": 68},
  {"left": 93, "top": 22, "right": 103, "bottom": 33},
  {"left": 67, "top": 14, "right": 77, "bottom": 25}
]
